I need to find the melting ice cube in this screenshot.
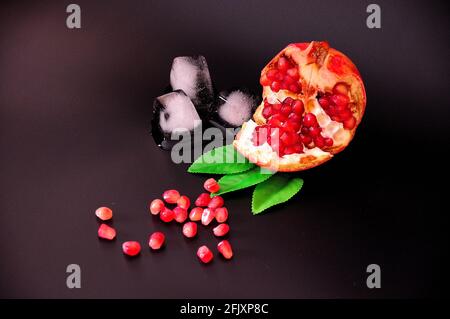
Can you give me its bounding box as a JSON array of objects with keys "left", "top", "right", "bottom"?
[
  {"left": 170, "top": 56, "right": 214, "bottom": 115},
  {"left": 151, "top": 90, "right": 201, "bottom": 150}
]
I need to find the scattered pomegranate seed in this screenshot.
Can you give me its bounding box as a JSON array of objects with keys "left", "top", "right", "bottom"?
[
  {"left": 98, "top": 224, "right": 116, "bottom": 240},
  {"left": 148, "top": 232, "right": 165, "bottom": 250},
  {"left": 215, "top": 207, "right": 228, "bottom": 223},
  {"left": 95, "top": 207, "right": 113, "bottom": 221},
  {"left": 173, "top": 206, "right": 188, "bottom": 223},
  {"left": 201, "top": 208, "right": 216, "bottom": 226},
  {"left": 189, "top": 207, "right": 203, "bottom": 221},
  {"left": 162, "top": 189, "right": 180, "bottom": 204},
  {"left": 182, "top": 222, "right": 198, "bottom": 238},
  {"left": 176, "top": 195, "right": 191, "bottom": 210},
  {"left": 217, "top": 240, "right": 233, "bottom": 260},
  {"left": 213, "top": 223, "right": 230, "bottom": 237},
  {"left": 160, "top": 207, "right": 174, "bottom": 223},
  {"left": 149, "top": 199, "right": 164, "bottom": 215},
  {"left": 203, "top": 178, "right": 220, "bottom": 193},
  {"left": 197, "top": 245, "right": 213, "bottom": 264},
  {"left": 122, "top": 241, "right": 141, "bottom": 256},
  {"left": 195, "top": 193, "right": 212, "bottom": 207},
  {"left": 208, "top": 196, "right": 224, "bottom": 209}
]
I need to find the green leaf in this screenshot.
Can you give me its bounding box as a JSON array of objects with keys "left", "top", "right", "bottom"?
[
  {"left": 214, "top": 167, "right": 274, "bottom": 196},
  {"left": 188, "top": 144, "right": 254, "bottom": 174},
  {"left": 252, "top": 175, "right": 304, "bottom": 214}
]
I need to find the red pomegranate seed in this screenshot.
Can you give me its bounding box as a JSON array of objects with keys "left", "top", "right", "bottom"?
[
  {"left": 122, "top": 241, "right": 141, "bottom": 256},
  {"left": 148, "top": 232, "right": 165, "bottom": 250},
  {"left": 98, "top": 224, "right": 116, "bottom": 240},
  {"left": 217, "top": 240, "right": 233, "bottom": 260},
  {"left": 176, "top": 195, "right": 190, "bottom": 210},
  {"left": 204, "top": 178, "right": 220, "bottom": 193},
  {"left": 292, "top": 100, "right": 304, "bottom": 115},
  {"left": 195, "top": 193, "right": 211, "bottom": 207},
  {"left": 277, "top": 57, "right": 291, "bottom": 72},
  {"left": 270, "top": 81, "right": 281, "bottom": 92},
  {"left": 324, "top": 137, "right": 334, "bottom": 147},
  {"left": 300, "top": 134, "right": 312, "bottom": 144},
  {"left": 208, "top": 196, "right": 224, "bottom": 209},
  {"left": 293, "top": 144, "right": 304, "bottom": 153},
  {"left": 95, "top": 207, "right": 113, "bottom": 221},
  {"left": 283, "top": 97, "right": 294, "bottom": 105},
  {"left": 289, "top": 83, "right": 301, "bottom": 93},
  {"left": 333, "top": 83, "right": 349, "bottom": 95},
  {"left": 149, "top": 199, "right": 164, "bottom": 215},
  {"left": 262, "top": 106, "right": 272, "bottom": 118},
  {"left": 266, "top": 69, "right": 279, "bottom": 80},
  {"left": 182, "top": 222, "right": 198, "bottom": 238},
  {"left": 280, "top": 104, "right": 292, "bottom": 116},
  {"left": 330, "top": 94, "right": 349, "bottom": 107},
  {"left": 213, "top": 223, "right": 230, "bottom": 237},
  {"left": 343, "top": 116, "right": 356, "bottom": 130},
  {"left": 288, "top": 113, "right": 302, "bottom": 123},
  {"left": 215, "top": 207, "right": 228, "bottom": 223},
  {"left": 162, "top": 189, "right": 180, "bottom": 204},
  {"left": 286, "top": 67, "right": 299, "bottom": 80},
  {"left": 309, "top": 126, "right": 321, "bottom": 137},
  {"left": 318, "top": 97, "right": 329, "bottom": 108},
  {"left": 189, "top": 207, "right": 203, "bottom": 221},
  {"left": 201, "top": 208, "right": 216, "bottom": 226},
  {"left": 173, "top": 206, "right": 188, "bottom": 223},
  {"left": 197, "top": 245, "right": 213, "bottom": 264},
  {"left": 339, "top": 109, "right": 353, "bottom": 121},
  {"left": 272, "top": 103, "right": 281, "bottom": 112},
  {"left": 260, "top": 74, "right": 271, "bottom": 86},
  {"left": 314, "top": 135, "right": 325, "bottom": 148},
  {"left": 160, "top": 207, "right": 174, "bottom": 223},
  {"left": 283, "top": 75, "right": 295, "bottom": 85},
  {"left": 302, "top": 113, "right": 317, "bottom": 127}
]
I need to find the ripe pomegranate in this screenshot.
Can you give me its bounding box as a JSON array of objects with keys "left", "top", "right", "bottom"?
[{"left": 234, "top": 41, "right": 366, "bottom": 171}]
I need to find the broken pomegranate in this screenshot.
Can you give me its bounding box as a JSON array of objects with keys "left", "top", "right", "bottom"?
[
  {"left": 95, "top": 207, "right": 113, "bottom": 221},
  {"left": 197, "top": 245, "right": 214, "bottom": 264},
  {"left": 122, "top": 241, "right": 141, "bottom": 256},
  {"left": 217, "top": 240, "right": 233, "bottom": 259},
  {"left": 149, "top": 232, "right": 165, "bottom": 250},
  {"left": 98, "top": 224, "right": 116, "bottom": 240},
  {"left": 234, "top": 41, "right": 366, "bottom": 171}
]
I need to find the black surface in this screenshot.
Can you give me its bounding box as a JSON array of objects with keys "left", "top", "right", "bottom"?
[{"left": 0, "top": 0, "right": 448, "bottom": 298}]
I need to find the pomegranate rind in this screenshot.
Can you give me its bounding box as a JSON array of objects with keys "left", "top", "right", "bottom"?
[{"left": 235, "top": 41, "right": 366, "bottom": 172}]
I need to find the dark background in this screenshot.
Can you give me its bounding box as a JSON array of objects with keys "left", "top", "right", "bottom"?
[{"left": 0, "top": 0, "right": 448, "bottom": 298}]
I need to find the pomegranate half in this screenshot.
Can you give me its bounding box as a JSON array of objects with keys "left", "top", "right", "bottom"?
[{"left": 234, "top": 41, "right": 366, "bottom": 172}]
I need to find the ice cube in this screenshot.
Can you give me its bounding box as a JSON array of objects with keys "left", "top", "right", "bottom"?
[
  {"left": 170, "top": 56, "right": 214, "bottom": 115},
  {"left": 151, "top": 90, "right": 201, "bottom": 150},
  {"left": 208, "top": 89, "right": 259, "bottom": 141}
]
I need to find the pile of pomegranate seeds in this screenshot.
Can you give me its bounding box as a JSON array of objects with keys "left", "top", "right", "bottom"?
[
  {"left": 259, "top": 56, "right": 301, "bottom": 93},
  {"left": 318, "top": 83, "right": 356, "bottom": 130},
  {"left": 254, "top": 96, "right": 336, "bottom": 156},
  {"left": 95, "top": 178, "right": 234, "bottom": 264}
]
